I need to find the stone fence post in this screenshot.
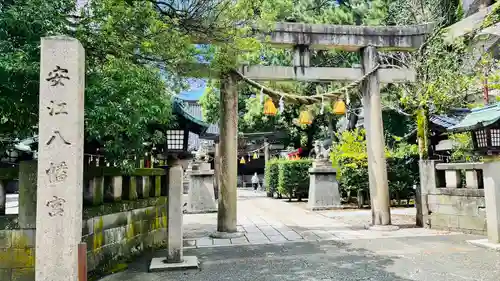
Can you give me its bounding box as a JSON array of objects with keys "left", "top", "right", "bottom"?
[
  {"left": 18, "top": 161, "right": 38, "bottom": 228},
  {"left": 417, "top": 160, "right": 441, "bottom": 227},
  {"left": 482, "top": 161, "right": 500, "bottom": 244}
]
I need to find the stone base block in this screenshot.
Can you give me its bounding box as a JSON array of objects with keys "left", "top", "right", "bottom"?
[
  {"left": 367, "top": 225, "right": 400, "bottom": 231},
  {"left": 188, "top": 170, "right": 217, "bottom": 213},
  {"left": 308, "top": 167, "right": 341, "bottom": 211},
  {"left": 209, "top": 231, "right": 245, "bottom": 239},
  {"left": 149, "top": 256, "right": 199, "bottom": 272},
  {"left": 467, "top": 239, "right": 500, "bottom": 251}
]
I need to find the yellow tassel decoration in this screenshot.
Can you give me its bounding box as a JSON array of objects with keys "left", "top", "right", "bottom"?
[
  {"left": 263, "top": 98, "right": 277, "bottom": 116},
  {"left": 299, "top": 110, "right": 313, "bottom": 125},
  {"left": 333, "top": 100, "right": 347, "bottom": 115}
]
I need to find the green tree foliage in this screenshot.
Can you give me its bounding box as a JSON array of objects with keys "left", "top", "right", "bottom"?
[
  {"left": 0, "top": 0, "right": 179, "bottom": 161},
  {"left": 200, "top": 0, "right": 392, "bottom": 150},
  {"left": 85, "top": 57, "right": 174, "bottom": 160},
  {"left": 0, "top": 0, "right": 74, "bottom": 140},
  {"left": 330, "top": 129, "right": 419, "bottom": 205},
  {"left": 449, "top": 132, "right": 480, "bottom": 162}
]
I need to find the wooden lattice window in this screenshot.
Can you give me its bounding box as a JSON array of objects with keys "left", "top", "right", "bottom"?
[{"left": 475, "top": 129, "right": 488, "bottom": 147}]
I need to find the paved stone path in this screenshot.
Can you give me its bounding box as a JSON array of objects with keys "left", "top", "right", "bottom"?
[
  {"left": 183, "top": 189, "right": 455, "bottom": 248},
  {"left": 100, "top": 234, "right": 500, "bottom": 281}
]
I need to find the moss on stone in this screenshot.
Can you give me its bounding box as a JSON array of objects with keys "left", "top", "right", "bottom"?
[
  {"left": 0, "top": 248, "right": 35, "bottom": 268},
  {"left": 11, "top": 267, "right": 35, "bottom": 281},
  {"left": 93, "top": 217, "right": 104, "bottom": 252},
  {"left": 126, "top": 223, "right": 134, "bottom": 239},
  {"left": 11, "top": 230, "right": 34, "bottom": 249},
  {"left": 155, "top": 176, "right": 161, "bottom": 197},
  {"left": 143, "top": 177, "right": 150, "bottom": 199},
  {"left": 85, "top": 167, "right": 165, "bottom": 178},
  {"left": 128, "top": 177, "right": 138, "bottom": 200},
  {"left": 83, "top": 197, "right": 167, "bottom": 220}
]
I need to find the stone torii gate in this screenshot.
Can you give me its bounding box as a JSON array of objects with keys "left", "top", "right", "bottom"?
[{"left": 214, "top": 23, "right": 432, "bottom": 236}]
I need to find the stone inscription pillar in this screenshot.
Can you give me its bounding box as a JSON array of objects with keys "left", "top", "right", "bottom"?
[
  {"left": 36, "top": 36, "right": 85, "bottom": 281},
  {"left": 361, "top": 46, "right": 392, "bottom": 227}
]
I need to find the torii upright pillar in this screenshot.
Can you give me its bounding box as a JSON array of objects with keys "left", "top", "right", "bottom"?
[
  {"left": 361, "top": 46, "right": 393, "bottom": 228},
  {"left": 212, "top": 71, "right": 242, "bottom": 237}
]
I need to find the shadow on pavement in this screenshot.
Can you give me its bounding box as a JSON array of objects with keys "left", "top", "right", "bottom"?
[{"left": 98, "top": 239, "right": 429, "bottom": 281}]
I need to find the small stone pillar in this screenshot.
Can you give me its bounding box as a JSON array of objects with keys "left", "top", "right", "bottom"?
[
  {"left": 19, "top": 160, "right": 38, "bottom": 228},
  {"left": 167, "top": 164, "right": 183, "bottom": 262},
  {"left": 104, "top": 176, "right": 122, "bottom": 202},
  {"left": 445, "top": 170, "right": 461, "bottom": 188},
  {"left": 86, "top": 176, "right": 104, "bottom": 205},
  {"left": 465, "top": 170, "right": 481, "bottom": 189},
  {"left": 149, "top": 162, "right": 198, "bottom": 271},
  {"left": 187, "top": 161, "right": 217, "bottom": 213},
  {"left": 482, "top": 161, "right": 500, "bottom": 244},
  {"left": 138, "top": 176, "right": 150, "bottom": 198}
]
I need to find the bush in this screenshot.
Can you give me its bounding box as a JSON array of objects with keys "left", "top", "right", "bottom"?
[
  {"left": 331, "top": 129, "right": 419, "bottom": 205},
  {"left": 264, "top": 158, "right": 280, "bottom": 194},
  {"left": 277, "top": 159, "right": 312, "bottom": 201}
]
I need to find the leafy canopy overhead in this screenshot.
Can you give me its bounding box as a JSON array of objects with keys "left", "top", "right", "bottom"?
[{"left": 0, "top": 0, "right": 184, "bottom": 161}]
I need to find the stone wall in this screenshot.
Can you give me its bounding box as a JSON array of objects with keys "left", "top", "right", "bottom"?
[
  {"left": 0, "top": 224, "right": 35, "bottom": 281},
  {"left": 83, "top": 197, "right": 168, "bottom": 275},
  {"left": 0, "top": 162, "right": 171, "bottom": 281},
  {"left": 0, "top": 197, "right": 168, "bottom": 281},
  {"left": 420, "top": 160, "right": 487, "bottom": 235}
]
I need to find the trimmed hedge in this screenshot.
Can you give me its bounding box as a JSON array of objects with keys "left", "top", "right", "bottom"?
[
  {"left": 278, "top": 159, "right": 312, "bottom": 201},
  {"left": 265, "top": 158, "right": 313, "bottom": 200},
  {"left": 264, "top": 159, "right": 280, "bottom": 195}
]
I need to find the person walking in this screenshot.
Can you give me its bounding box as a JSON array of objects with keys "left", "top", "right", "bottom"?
[{"left": 251, "top": 172, "right": 260, "bottom": 192}]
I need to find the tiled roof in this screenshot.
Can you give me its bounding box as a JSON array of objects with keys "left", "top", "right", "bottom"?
[{"left": 448, "top": 103, "right": 500, "bottom": 132}]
